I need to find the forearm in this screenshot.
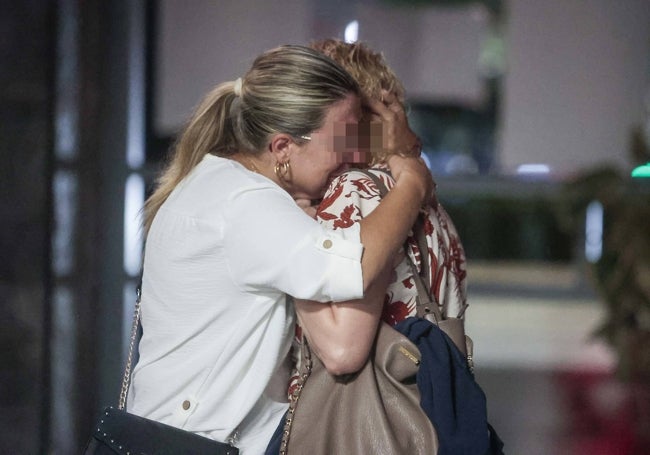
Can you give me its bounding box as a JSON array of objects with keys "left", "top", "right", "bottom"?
[
  {"left": 358, "top": 174, "right": 425, "bottom": 290},
  {"left": 294, "top": 261, "right": 391, "bottom": 376}
]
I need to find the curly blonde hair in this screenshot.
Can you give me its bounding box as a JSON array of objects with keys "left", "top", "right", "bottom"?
[{"left": 310, "top": 39, "right": 405, "bottom": 107}]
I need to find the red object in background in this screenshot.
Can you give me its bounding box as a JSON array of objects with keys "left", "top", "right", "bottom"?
[{"left": 554, "top": 370, "right": 650, "bottom": 455}]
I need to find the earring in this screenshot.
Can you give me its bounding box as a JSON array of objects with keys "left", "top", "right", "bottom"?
[{"left": 274, "top": 160, "right": 291, "bottom": 183}]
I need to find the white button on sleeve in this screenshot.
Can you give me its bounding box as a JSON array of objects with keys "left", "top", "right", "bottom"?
[{"left": 224, "top": 187, "right": 364, "bottom": 302}]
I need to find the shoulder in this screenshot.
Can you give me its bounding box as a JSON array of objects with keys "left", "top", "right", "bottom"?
[
  {"left": 317, "top": 168, "right": 389, "bottom": 227},
  {"left": 184, "top": 156, "right": 299, "bottom": 226},
  {"left": 327, "top": 167, "right": 394, "bottom": 196}
]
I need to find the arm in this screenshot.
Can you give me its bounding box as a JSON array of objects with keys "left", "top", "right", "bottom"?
[
  {"left": 356, "top": 95, "right": 431, "bottom": 291},
  {"left": 295, "top": 170, "right": 403, "bottom": 375},
  {"left": 291, "top": 160, "right": 430, "bottom": 296},
  {"left": 297, "top": 96, "right": 428, "bottom": 293},
  {"left": 357, "top": 157, "right": 427, "bottom": 291},
  {"left": 294, "top": 261, "right": 392, "bottom": 376},
  {"left": 292, "top": 99, "right": 430, "bottom": 375}
]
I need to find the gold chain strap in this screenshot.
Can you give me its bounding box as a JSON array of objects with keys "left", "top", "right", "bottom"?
[
  {"left": 118, "top": 286, "right": 142, "bottom": 410},
  {"left": 279, "top": 338, "right": 313, "bottom": 454}
]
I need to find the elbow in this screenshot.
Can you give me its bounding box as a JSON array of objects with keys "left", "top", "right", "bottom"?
[{"left": 319, "top": 345, "right": 369, "bottom": 376}]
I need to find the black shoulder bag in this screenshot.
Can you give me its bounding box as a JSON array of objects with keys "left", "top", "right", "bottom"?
[{"left": 83, "top": 285, "right": 239, "bottom": 455}]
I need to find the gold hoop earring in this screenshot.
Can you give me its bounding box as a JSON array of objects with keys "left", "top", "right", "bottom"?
[{"left": 274, "top": 160, "right": 291, "bottom": 183}]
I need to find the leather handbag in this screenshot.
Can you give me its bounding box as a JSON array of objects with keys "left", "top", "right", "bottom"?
[
  {"left": 83, "top": 286, "right": 239, "bottom": 455},
  {"left": 274, "top": 168, "right": 498, "bottom": 455},
  {"left": 278, "top": 264, "right": 455, "bottom": 455},
  {"left": 281, "top": 320, "right": 439, "bottom": 454}
]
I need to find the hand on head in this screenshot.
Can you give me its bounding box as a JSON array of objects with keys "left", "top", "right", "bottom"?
[
  {"left": 362, "top": 90, "right": 434, "bottom": 206},
  {"left": 363, "top": 90, "right": 421, "bottom": 162}
]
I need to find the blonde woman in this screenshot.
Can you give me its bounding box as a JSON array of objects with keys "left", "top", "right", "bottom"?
[{"left": 126, "top": 45, "right": 431, "bottom": 454}]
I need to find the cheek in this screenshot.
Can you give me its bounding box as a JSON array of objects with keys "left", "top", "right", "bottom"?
[
  {"left": 316, "top": 150, "right": 338, "bottom": 171},
  {"left": 302, "top": 155, "right": 332, "bottom": 188}
]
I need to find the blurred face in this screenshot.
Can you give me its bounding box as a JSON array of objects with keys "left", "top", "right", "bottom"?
[
  {"left": 289, "top": 93, "right": 366, "bottom": 199},
  {"left": 358, "top": 105, "right": 385, "bottom": 162}
]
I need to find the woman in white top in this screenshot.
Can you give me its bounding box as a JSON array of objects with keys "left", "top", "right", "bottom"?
[{"left": 127, "top": 45, "right": 430, "bottom": 454}]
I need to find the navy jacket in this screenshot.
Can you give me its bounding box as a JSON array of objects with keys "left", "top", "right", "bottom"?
[{"left": 394, "top": 317, "right": 504, "bottom": 455}]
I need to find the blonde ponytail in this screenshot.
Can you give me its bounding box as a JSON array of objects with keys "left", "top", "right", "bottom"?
[
  {"left": 143, "top": 81, "right": 238, "bottom": 234},
  {"left": 143, "top": 45, "right": 359, "bottom": 236}
]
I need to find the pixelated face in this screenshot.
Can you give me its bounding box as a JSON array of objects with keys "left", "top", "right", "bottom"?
[
  {"left": 290, "top": 93, "right": 367, "bottom": 199},
  {"left": 321, "top": 120, "right": 383, "bottom": 165},
  {"left": 307, "top": 101, "right": 386, "bottom": 167},
  {"left": 356, "top": 117, "right": 384, "bottom": 161},
  {"left": 307, "top": 121, "right": 366, "bottom": 164}
]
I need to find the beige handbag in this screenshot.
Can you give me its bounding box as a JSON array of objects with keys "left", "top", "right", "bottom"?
[
  {"left": 279, "top": 267, "right": 474, "bottom": 455},
  {"left": 278, "top": 169, "right": 473, "bottom": 454},
  {"left": 280, "top": 270, "right": 474, "bottom": 455},
  {"left": 281, "top": 321, "right": 438, "bottom": 455}
]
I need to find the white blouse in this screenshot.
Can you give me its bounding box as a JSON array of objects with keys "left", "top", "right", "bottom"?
[{"left": 127, "top": 155, "right": 364, "bottom": 454}]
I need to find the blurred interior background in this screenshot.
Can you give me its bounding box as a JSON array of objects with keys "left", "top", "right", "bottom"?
[{"left": 2, "top": 0, "right": 650, "bottom": 453}]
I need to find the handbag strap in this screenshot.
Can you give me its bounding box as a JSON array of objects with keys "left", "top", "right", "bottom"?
[
  {"left": 118, "top": 283, "right": 142, "bottom": 410},
  {"left": 280, "top": 336, "right": 312, "bottom": 454},
  {"left": 359, "top": 170, "right": 473, "bottom": 368},
  {"left": 356, "top": 168, "right": 444, "bottom": 323},
  {"left": 118, "top": 279, "right": 242, "bottom": 447}
]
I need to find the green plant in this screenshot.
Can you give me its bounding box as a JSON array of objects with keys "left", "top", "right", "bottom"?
[{"left": 557, "top": 131, "right": 650, "bottom": 382}]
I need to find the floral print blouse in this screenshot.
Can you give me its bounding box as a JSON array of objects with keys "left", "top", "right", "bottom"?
[
  {"left": 318, "top": 166, "right": 468, "bottom": 323},
  {"left": 288, "top": 166, "right": 469, "bottom": 397}
]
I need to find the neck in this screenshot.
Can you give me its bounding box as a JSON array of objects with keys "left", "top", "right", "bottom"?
[
  {"left": 231, "top": 152, "right": 286, "bottom": 189},
  {"left": 234, "top": 153, "right": 261, "bottom": 174}
]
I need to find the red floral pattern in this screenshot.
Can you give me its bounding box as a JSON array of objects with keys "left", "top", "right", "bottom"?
[
  {"left": 288, "top": 167, "right": 469, "bottom": 398},
  {"left": 317, "top": 167, "right": 468, "bottom": 323}
]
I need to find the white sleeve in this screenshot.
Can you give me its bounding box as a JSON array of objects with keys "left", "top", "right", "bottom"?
[{"left": 223, "top": 185, "right": 364, "bottom": 302}]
